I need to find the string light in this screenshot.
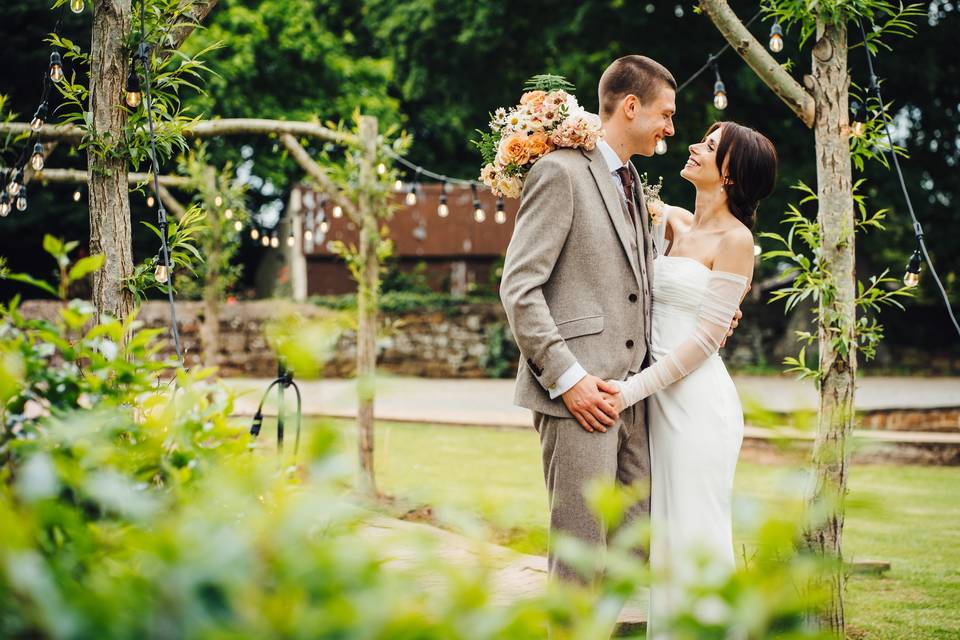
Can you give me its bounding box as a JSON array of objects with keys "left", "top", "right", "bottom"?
[
  {"left": 406, "top": 168, "right": 421, "bottom": 206},
  {"left": 146, "top": 194, "right": 155, "bottom": 207},
  {"left": 850, "top": 99, "right": 868, "bottom": 137},
  {"left": 260, "top": 233, "right": 270, "bottom": 247},
  {"left": 332, "top": 204, "right": 343, "bottom": 218},
  {"left": 393, "top": 178, "right": 404, "bottom": 192},
  {"left": 72, "top": 188, "right": 82, "bottom": 202},
  {"left": 472, "top": 184, "right": 485, "bottom": 222},
  {"left": 495, "top": 197, "right": 507, "bottom": 224},
  {"left": 769, "top": 22, "right": 784, "bottom": 53},
  {"left": 437, "top": 179, "right": 450, "bottom": 217},
  {"left": 7, "top": 170, "right": 23, "bottom": 197},
  {"left": 903, "top": 248, "right": 922, "bottom": 287},
  {"left": 377, "top": 162, "right": 387, "bottom": 175},
  {"left": 125, "top": 68, "right": 142, "bottom": 108},
  {"left": 251, "top": 227, "right": 260, "bottom": 240},
  {"left": 154, "top": 247, "right": 170, "bottom": 284},
  {"left": 233, "top": 220, "right": 243, "bottom": 232},
  {"left": 270, "top": 233, "right": 279, "bottom": 249},
  {"left": 0, "top": 193, "right": 9, "bottom": 217},
  {"left": 69, "top": 0, "right": 84, "bottom": 13},
  {"left": 30, "top": 143, "right": 45, "bottom": 171},
  {"left": 214, "top": 195, "right": 223, "bottom": 207},
  {"left": 287, "top": 228, "right": 296, "bottom": 247},
  {"left": 655, "top": 138, "right": 668, "bottom": 155},
  {"left": 712, "top": 63, "right": 727, "bottom": 110},
  {"left": 319, "top": 220, "right": 330, "bottom": 234},
  {"left": 15, "top": 186, "right": 27, "bottom": 212},
  {"left": 30, "top": 102, "right": 48, "bottom": 131},
  {"left": 224, "top": 208, "right": 233, "bottom": 219},
  {"left": 304, "top": 227, "right": 314, "bottom": 243},
  {"left": 48, "top": 51, "right": 63, "bottom": 83}
]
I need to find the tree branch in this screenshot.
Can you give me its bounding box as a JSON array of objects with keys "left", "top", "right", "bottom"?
[
  {"left": 164, "top": 0, "right": 219, "bottom": 58},
  {"left": 0, "top": 118, "right": 356, "bottom": 148},
  {"left": 279, "top": 133, "right": 359, "bottom": 221},
  {"left": 156, "top": 183, "right": 187, "bottom": 217},
  {"left": 22, "top": 167, "right": 192, "bottom": 188},
  {"left": 698, "top": 0, "right": 816, "bottom": 128}
]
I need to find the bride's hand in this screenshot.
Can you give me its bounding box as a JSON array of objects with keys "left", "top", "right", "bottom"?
[{"left": 600, "top": 382, "right": 625, "bottom": 413}]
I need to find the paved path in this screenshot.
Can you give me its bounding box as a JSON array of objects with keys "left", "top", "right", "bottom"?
[
  {"left": 227, "top": 375, "right": 960, "bottom": 429},
  {"left": 363, "top": 515, "right": 646, "bottom": 635}
]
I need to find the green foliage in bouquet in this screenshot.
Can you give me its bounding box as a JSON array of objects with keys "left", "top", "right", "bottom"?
[{"left": 523, "top": 74, "right": 576, "bottom": 93}]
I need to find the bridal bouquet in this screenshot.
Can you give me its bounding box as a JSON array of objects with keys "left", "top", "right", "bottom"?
[{"left": 476, "top": 75, "right": 603, "bottom": 198}]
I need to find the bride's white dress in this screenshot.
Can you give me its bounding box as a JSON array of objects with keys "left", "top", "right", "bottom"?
[{"left": 614, "top": 213, "right": 749, "bottom": 638}]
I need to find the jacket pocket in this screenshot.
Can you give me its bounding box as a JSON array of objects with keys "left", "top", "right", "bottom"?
[{"left": 556, "top": 315, "right": 604, "bottom": 340}]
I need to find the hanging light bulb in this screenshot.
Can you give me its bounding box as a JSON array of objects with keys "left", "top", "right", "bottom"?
[
  {"left": 903, "top": 248, "right": 922, "bottom": 287},
  {"left": 7, "top": 170, "right": 23, "bottom": 197},
  {"left": 377, "top": 162, "right": 387, "bottom": 175},
  {"left": 713, "top": 79, "right": 727, "bottom": 110},
  {"left": 49, "top": 51, "right": 63, "bottom": 83},
  {"left": 224, "top": 208, "right": 234, "bottom": 219},
  {"left": 270, "top": 233, "right": 279, "bottom": 249},
  {"left": 125, "top": 69, "right": 142, "bottom": 109},
  {"left": 287, "top": 229, "right": 296, "bottom": 247},
  {"left": 437, "top": 179, "right": 450, "bottom": 217},
  {"left": 393, "top": 179, "right": 404, "bottom": 192},
  {"left": 754, "top": 243, "right": 762, "bottom": 257},
  {"left": 319, "top": 220, "right": 330, "bottom": 234},
  {"left": 850, "top": 100, "right": 868, "bottom": 138},
  {"left": 30, "top": 143, "right": 45, "bottom": 171},
  {"left": 304, "top": 228, "right": 314, "bottom": 242},
  {"left": 72, "top": 188, "right": 82, "bottom": 202},
  {"left": 251, "top": 227, "right": 260, "bottom": 241},
  {"left": 406, "top": 183, "right": 418, "bottom": 206},
  {"left": 15, "top": 186, "right": 27, "bottom": 212},
  {"left": 234, "top": 220, "right": 243, "bottom": 232},
  {"left": 261, "top": 234, "right": 270, "bottom": 247},
  {"left": 495, "top": 198, "right": 507, "bottom": 224},
  {"left": 69, "top": 0, "right": 84, "bottom": 13},
  {"left": 214, "top": 195, "right": 223, "bottom": 207},
  {"left": 0, "top": 193, "right": 10, "bottom": 217},
  {"left": 154, "top": 248, "right": 170, "bottom": 284},
  {"left": 30, "top": 102, "right": 48, "bottom": 131},
  {"left": 769, "top": 22, "right": 784, "bottom": 53},
  {"left": 146, "top": 194, "right": 155, "bottom": 208},
  {"left": 332, "top": 205, "right": 343, "bottom": 218},
  {"left": 471, "top": 184, "right": 485, "bottom": 222},
  {"left": 655, "top": 138, "right": 668, "bottom": 155}
]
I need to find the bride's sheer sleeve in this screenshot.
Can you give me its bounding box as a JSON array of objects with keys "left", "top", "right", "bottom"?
[{"left": 613, "top": 271, "right": 749, "bottom": 408}]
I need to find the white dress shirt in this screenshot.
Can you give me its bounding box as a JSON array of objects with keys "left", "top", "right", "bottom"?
[{"left": 548, "top": 139, "right": 632, "bottom": 399}]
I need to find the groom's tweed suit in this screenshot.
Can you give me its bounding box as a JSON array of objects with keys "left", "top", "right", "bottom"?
[{"left": 500, "top": 146, "right": 654, "bottom": 580}]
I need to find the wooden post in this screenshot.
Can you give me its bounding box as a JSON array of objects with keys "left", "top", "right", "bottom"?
[
  {"left": 88, "top": 0, "right": 134, "bottom": 323},
  {"left": 200, "top": 167, "right": 222, "bottom": 368},
  {"left": 356, "top": 115, "right": 379, "bottom": 494}
]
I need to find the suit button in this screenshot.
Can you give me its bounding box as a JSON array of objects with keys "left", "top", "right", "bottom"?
[
  {"left": 628, "top": 293, "right": 638, "bottom": 303},
  {"left": 626, "top": 340, "right": 635, "bottom": 349}
]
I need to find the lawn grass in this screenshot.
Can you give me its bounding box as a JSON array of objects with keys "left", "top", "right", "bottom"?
[{"left": 313, "top": 419, "right": 960, "bottom": 639}]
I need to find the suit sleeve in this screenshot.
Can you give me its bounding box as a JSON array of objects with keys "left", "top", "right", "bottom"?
[{"left": 499, "top": 158, "right": 578, "bottom": 392}]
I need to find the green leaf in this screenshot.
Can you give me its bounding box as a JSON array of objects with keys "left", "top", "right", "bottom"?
[
  {"left": 1, "top": 273, "right": 59, "bottom": 298},
  {"left": 68, "top": 254, "right": 106, "bottom": 282}
]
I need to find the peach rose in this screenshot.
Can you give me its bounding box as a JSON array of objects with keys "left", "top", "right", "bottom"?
[
  {"left": 496, "top": 133, "right": 531, "bottom": 167},
  {"left": 526, "top": 131, "right": 553, "bottom": 159},
  {"left": 519, "top": 90, "right": 546, "bottom": 107},
  {"left": 496, "top": 175, "right": 523, "bottom": 199},
  {"left": 479, "top": 163, "right": 497, "bottom": 186}
]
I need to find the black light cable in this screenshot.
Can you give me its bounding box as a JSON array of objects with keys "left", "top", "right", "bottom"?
[
  {"left": 249, "top": 359, "right": 303, "bottom": 461},
  {"left": 857, "top": 18, "right": 960, "bottom": 338}
]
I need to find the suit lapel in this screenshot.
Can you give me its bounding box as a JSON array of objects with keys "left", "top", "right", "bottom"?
[
  {"left": 629, "top": 162, "right": 654, "bottom": 346},
  {"left": 585, "top": 149, "right": 642, "bottom": 287}
]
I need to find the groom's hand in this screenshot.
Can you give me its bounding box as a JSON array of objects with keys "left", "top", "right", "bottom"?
[
  {"left": 561, "top": 375, "right": 620, "bottom": 433},
  {"left": 720, "top": 307, "right": 743, "bottom": 348}
]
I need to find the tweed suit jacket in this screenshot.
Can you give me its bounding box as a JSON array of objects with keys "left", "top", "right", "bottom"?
[{"left": 500, "top": 146, "right": 654, "bottom": 419}]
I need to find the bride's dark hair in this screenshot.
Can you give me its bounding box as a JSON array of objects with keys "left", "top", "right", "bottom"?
[{"left": 705, "top": 121, "right": 777, "bottom": 230}]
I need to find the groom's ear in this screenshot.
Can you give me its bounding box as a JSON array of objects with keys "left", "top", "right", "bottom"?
[{"left": 623, "top": 94, "right": 640, "bottom": 118}]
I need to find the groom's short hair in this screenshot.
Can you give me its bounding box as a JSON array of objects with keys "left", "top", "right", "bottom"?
[{"left": 599, "top": 56, "right": 676, "bottom": 118}]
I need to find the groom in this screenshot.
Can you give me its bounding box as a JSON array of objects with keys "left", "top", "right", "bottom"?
[{"left": 500, "top": 55, "right": 677, "bottom": 581}]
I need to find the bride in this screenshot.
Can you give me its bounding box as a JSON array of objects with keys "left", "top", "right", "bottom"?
[{"left": 604, "top": 121, "right": 778, "bottom": 637}]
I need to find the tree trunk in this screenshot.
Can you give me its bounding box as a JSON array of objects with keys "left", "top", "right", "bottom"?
[
  {"left": 200, "top": 169, "right": 221, "bottom": 368},
  {"left": 355, "top": 115, "right": 378, "bottom": 494},
  {"left": 804, "top": 18, "right": 857, "bottom": 636},
  {"left": 88, "top": 0, "right": 134, "bottom": 323}
]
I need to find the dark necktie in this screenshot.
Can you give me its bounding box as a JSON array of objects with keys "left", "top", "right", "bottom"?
[{"left": 615, "top": 166, "right": 637, "bottom": 227}]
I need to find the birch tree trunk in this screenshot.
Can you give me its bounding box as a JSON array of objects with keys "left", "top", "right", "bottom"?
[
  {"left": 88, "top": 0, "right": 134, "bottom": 322},
  {"left": 356, "top": 115, "right": 379, "bottom": 494},
  {"left": 805, "top": 17, "right": 857, "bottom": 635}
]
